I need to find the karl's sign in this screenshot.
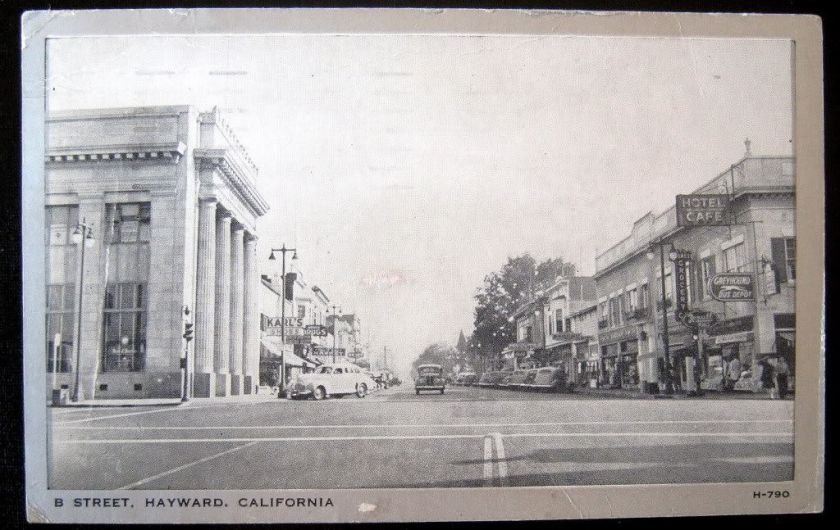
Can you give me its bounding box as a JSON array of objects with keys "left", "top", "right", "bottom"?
[
  {"left": 708, "top": 273, "right": 754, "bottom": 302},
  {"left": 675, "top": 194, "right": 730, "bottom": 226}
]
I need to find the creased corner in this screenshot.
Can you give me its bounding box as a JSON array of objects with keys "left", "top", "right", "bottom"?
[
  {"left": 21, "top": 10, "right": 70, "bottom": 51},
  {"left": 26, "top": 501, "right": 52, "bottom": 524}
]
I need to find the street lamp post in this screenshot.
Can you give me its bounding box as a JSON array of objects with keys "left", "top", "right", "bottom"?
[
  {"left": 327, "top": 304, "right": 342, "bottom": 363},
  {"left": 269, "top": 244, "right": 297, "bottom": 396},
  {"left": 646, "top": 241, "right": 675, "bottom": 395},
  {"left": 70, "top": 219, "right": 95, "bottom": 403},
  {"left": 181, "top": 305, "right": 193, "bottom": 402}
]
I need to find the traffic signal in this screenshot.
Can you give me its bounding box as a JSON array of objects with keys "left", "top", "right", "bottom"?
[{"left": 183, "top": 322, "right": 194, "bottom": 342}]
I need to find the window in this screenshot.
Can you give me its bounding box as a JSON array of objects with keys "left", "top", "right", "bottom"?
[
  {"left": 771, "top": 238, "right": 796, "bottom": 282},
  {"left": 699, "top": 255, "right": 716, "bottom": 300},
  {"left": 45, "top": 205, "right": 79, "bottom": 372},
  {"left": 109, "top": 203, "right": 151, "bottom": 243},
  {"left": 609, "top": 297, "right": 622, "bottom": 327},
  {"left": 639, "top": 283, "right": 649, "bottom": 309},
  {"left": 525, "top": 326, "right": 533, "bottom": 343},
  {"left": 627, "top": 288, "right": 638, "bottom": 312},
  {"left": 555, "top": 309, "right": 564, "bottom": 333},
  {"left": 297, "top": 305, "right": 306, "bottom": 319},
  {"left": 663, "top": 271, "right": 673, "bottom": 301},
  {"left": 785, "top": 239, "right": 796, "bottom": 280},
  {"left": 102, "top": 283, "right": 147, "bottom": 372},
  {"left": 102, "top": 202, "right": 151, "bottom": 372},
  {"left": 723, "top": 242, "right": 750, "bottom": 273}
]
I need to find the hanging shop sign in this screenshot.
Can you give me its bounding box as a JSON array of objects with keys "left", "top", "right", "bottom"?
[
  {"left": 714, "top": 331, "right": 754, "bottom": 345},
  {"left": 673, "top": 255, "right": 691, "bottom": 321},
  {"left": 598, "top": 325, "right": 638, "bottom": 345},
  {"left": 707, "top": 315, "right": 753, "bottom": 336},
  {"left": 679, "top": 309, "right": 718, "bottom": 330},
  {"left": 675, "top": 194, "right": 731, "bottom": 226},
  {"left": 312, "top": 346, "right": 346, "bottom": 358},
  {"left": 708, "top": 273, "right": 755, "bottom": 302}
]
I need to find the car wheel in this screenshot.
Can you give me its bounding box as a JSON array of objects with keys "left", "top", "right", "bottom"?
[
  {"left": 416, "top": 389, "right": 420, "bottom": 395},
  {"left": 312, "top": 386, "right": 326, "bottom": 400},
  {"left": 440, "top": 388, "right": 445, "bottom": 395},
  {"left": 356, "top": 383, "right": 367, "bottom": 398}
]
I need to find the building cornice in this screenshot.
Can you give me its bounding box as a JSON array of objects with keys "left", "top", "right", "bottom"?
[
  {"left": 45, "top": 142, "right": 187, "bottom": 164},
  {"left": 195, "top": 148, "right": 270, "bottom": 217}
]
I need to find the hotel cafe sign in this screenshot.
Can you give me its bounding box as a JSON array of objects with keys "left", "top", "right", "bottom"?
[{"left": 675, "top": 194, "right": 730, "bottom": 226}]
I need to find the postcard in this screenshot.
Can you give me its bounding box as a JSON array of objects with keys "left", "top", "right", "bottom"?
[{"left": 21, "top": 8, "right": 824, "bottom": 523}]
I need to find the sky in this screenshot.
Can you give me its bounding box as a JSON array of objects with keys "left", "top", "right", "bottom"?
[{"left": 46, "top": 34, "right": 793, "bottom": 378}]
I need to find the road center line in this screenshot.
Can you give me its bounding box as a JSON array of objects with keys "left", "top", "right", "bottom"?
[
  {"left": 53, "top": 431, "right": 793, "bottom": 445},
  {"left": 491, "top": 432, "right": 509, "bottom": 486},
  {"left": 483, "top": 436, "right": 493, "bottom": 487},
  {"left": 117, "top": 441, "right": 260, "bottom": 490},
  {"left": 53, "top": 419, "right": 793, "bottom": 430}
]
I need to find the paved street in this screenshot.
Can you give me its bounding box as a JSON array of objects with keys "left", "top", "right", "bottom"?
[{"left": 48, "top": 385, "right": 794, "bottom": 490}]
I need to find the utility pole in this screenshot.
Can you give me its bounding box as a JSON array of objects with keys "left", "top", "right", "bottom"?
[
  {"left": 327, "top": 304, "right": 341, "bottom": 363},
  {"left": 268, "top": 244, "right": 298, "bottom": 396},
  {"left": 383, "top": 345, "right": 388, "bottom": 371}
]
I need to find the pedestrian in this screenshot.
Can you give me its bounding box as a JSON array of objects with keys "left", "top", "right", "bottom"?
[
  {"left": 759, "top": 358, "right": 775, "bottom": 397},
  {"left": 775, "top": 356, "right": 790, "bottom": 399},
  {"left": 726, "top": 355, "right": 742, "bottom": 392}
]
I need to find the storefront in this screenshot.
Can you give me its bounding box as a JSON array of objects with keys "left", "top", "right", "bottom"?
[
  {"left": 260, "top": 337, "right": 317, "bottom": 388},
  {"left": 598, "top": 325, "right": 641, "bottom": 389},
  {"left": 705, "top": 315, "right": 755, "bottom": 391}
]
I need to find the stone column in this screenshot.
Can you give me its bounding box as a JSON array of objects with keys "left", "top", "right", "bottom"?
[
  {"left": 213, "top": 210, "right": 232, "bottom": 397},
  {"left": 228, "top": 224, "right": 245, "bottom": 395},
  {"left": 242, "top": 234, "right": 259, "bottom": 394},
  {"left": 193, "top": 198, "right": 218, "bottom": 397}
]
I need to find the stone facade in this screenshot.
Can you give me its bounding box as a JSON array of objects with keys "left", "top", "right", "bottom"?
[{"left": 45, "top": 106, "right": 268, "bottom": 400}]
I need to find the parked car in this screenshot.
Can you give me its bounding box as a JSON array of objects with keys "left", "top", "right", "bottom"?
[
  {"left": 528, "top": 367, "right": 568, "bottom": 392},
  {"left": 521, "top": 368, "right": 539, "bottom": 390},
  {"left": 477, "top": 371, "right": 508, "bottom": 388},
  {"left": 364, "top": 372, "right": 381, "bottom": 392},
  {"left": 415, "top": 364, "right": 446, "bottom": 395},
  {"left": 287, "top": 362, "right": 372, "bottom": 400},
  {"left": 498, "top": 372, "right": 515, "bottom": 389},
  {"left": 455, "top": 372, "right": 478, "bottom": 386},
  {"left": 507, "top": 370, "right": 530, "bottom": 390}
]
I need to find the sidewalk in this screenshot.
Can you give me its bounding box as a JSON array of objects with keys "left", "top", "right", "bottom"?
[
  {"left": 573, "top": 386, "right": 793, "bottom": 400},
  {"left": 49, "top": 391, "right": 282, "bottom": 408}
]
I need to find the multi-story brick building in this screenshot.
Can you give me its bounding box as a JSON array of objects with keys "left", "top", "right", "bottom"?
[{"left": 594, "top": 143, "right": 795, "bottom": 394}]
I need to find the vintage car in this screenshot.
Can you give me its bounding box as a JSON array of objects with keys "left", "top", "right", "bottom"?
[
  {"left": 415, "top": 364, "right": 446, "bottom": 394},
  {"left": 476, "top": 371, "right": 506, "bottom": 388},
  {"left": 287, "top": 362, "right": 373, "bottom": 400},
  {"left": 507, "top": 370, "right": 530, "bottom": 390},
  {"left": 455, "top": 372, "right": 478, "bottom": 386},
  {"left": 527, "top": 367, "right": 568, "bottom": 392}
]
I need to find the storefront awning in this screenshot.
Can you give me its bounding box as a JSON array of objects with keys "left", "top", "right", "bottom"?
[
  {"left": 502, "top": 342, "right": 538, "bottom": 355},
  {"left": 260, "top": 338, "right": 317, "bottom": 368}
]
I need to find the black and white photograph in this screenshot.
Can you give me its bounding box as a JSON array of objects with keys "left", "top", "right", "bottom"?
[{"left": 22, "top": 8, "right": 824, "bottom": 523}]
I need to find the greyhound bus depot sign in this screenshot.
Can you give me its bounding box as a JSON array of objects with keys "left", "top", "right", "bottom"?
[
  {"left": 675, "top": 194, "right": 730, "bottom": 226},
  {"left": 708, "top": 273, "right": 754, "bottom": 302}
]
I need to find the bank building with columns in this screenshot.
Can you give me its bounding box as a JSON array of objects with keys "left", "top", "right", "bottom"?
[{"left": 44, "top": 106, "right": 269, "bottom": 400}]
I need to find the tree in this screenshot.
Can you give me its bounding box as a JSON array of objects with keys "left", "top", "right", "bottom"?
[
  {"left": 471, "top": 254, "right": 576, "bottom": 368},
  {"left": 412, "top": 342, "right": 459, "bottom": 377}
]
